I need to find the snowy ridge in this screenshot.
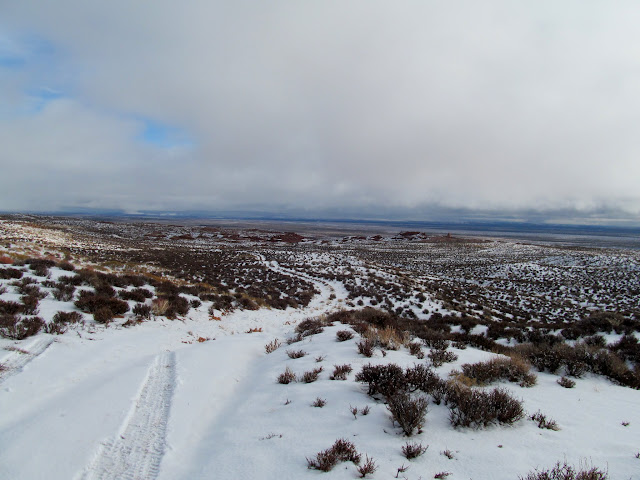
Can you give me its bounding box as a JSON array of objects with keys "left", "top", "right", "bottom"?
[
  {"left": 0, "top": 337, "right": 53, "bottom": 382},
  {"left": 79, "top": 351, "right": 176, "bottom": 480}
]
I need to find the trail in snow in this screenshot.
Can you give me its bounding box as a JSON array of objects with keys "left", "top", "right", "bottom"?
[
  {"left": 256, "top": 254, "right": 344, "bottom": 314},
  {"left": 0, "top": 337, "right": 53, "bottom": 383},
  {"left": 80, "top": 351, "right": 176, "bottom": 480}
]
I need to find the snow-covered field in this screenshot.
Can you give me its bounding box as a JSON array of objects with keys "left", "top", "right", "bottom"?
[{"left": 0, "top": 217, "right": 639, "bottom": 479}]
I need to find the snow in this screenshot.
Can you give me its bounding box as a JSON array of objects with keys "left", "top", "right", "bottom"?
[{"left": 0, "top": 267, "right": 639, "bottom": 480}]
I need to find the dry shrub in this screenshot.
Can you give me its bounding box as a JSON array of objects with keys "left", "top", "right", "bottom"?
[
  {"left": 447, "top": 385, "right": 524, "bottom": 428},
  {"left": 277, "top": 367, "right": 296, "bottom": 384},
  {"left": 356, "top": 363, "right": 406, "bottom": 398},
  {"left": 402, "top": 442, "right": 428, "bottom": 459},
  {"left": 530, "top": 411, "right": 560, "bottom": 431},
  {"left": 265, "top": 338, "right": 281, "bottom": 354},
  {"left": 357, "top": 338, "right": 375, "bottom": 357},
  {"left": 301, "top": 367, "right": 323, "bottom": 383},
  {"left": 20, "top": 295, "right": 40, "bottom": 315},
  {"left": 0, "top": 314, "right": 44, "bottom": 339},
  {"left": 519, "top": 461, "right": 607, "bottom": 480},
  {"left": 557, "top": 376, "right": 576, "bottom": 388},
  {"left": 52, "top": 284, "right": 75, "bottom": 302},
  {"left": 286, "top": 349, "right": 307, "bottom": 359},
  {"left": 387, "top": 392, "right": 428, "bottom": 436},
  {"left": 460, "top": 355, "right": 537, "bottom": 387},
  {"left": 75, "top": 291, "right": 129, "bottom": 315},
  {"left": 133, "top": 303, "right": 152, "bottom": 319},
  {"left": 0, "top": 300, "right": 22, "bottom": 316},
  {"left": 307, "top": 438, "right": 361, "bottom": 472},
  {"left": 330, "top": 364, "right": 353, "bottom": 380},
  {"left": 377, "top": 325, "right": 406, "bottom": 350},
  {"left": 52, "top": 311, "right": 83, "bottom": 325},
  {"left": 312, "top": 397, "right": 327, "bottom": 407},
  {"left": 296, "top": 317, "right": 325, "bottom": 337},
  {"left": 408, "top": 341, "right": 424, "bottom": 358},
  {"left": 0, "top": 268, "right": 23, "bottom": 280},
  {"left": 336, "top": 330, "right": 355, "bottom": 342},
  {"left": 151, "top": 298, "right": 170, "bottom": 316},
  {"left": 428, "top": 348, "right": 458, "bottom": 367},
  {"left": 93, "top": 307, "right": 115, "bottom": 324},
  {"left": 357, "top": 455, "right": 377, "bottom": 478}
]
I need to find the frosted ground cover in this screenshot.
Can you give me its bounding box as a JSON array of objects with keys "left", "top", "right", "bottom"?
[{"left": 0, "top": 216, "right": 639, "bottom": 479}]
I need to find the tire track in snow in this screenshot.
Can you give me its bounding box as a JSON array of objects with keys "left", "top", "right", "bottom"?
[
  {"left": 0, "top": 337, "right": 53, "bottom": 382},
  {"left": 80, "top": 351, "right": 176, "bottom": 480}
]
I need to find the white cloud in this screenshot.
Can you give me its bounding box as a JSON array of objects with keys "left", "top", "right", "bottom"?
[{"left": 1, "top": 1, "right": 640, "bottom": 222}]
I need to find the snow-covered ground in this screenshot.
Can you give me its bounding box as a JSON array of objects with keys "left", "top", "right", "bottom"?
[
  {"left": 1, "top": 273, "right": 638, "bottom": 480},
  {"left": 1, "top": 216, "right": 639, "bottom": 480}
]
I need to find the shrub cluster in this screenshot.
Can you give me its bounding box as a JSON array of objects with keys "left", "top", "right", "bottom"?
[
  {"left": 515, "top": 342, "right": 640, "bottom": 389},
  {"left": 75, "top": 290, "right": 129, "bottom": 318},
  {"left": 0, "top": 314, "right": 44, "bottom": 339},
  {"left": 460, "top": 356, "right": 537, "bottom": 387},
  {"left": 0, "top": 267, "right": 24, "bottom": 280},
  {"left": 446, "top": 385, "right": 524, "bottom": 428},
  {"left": 428, "top": 347, "right": 458, "bottom": 367},
  {"left": 387, "top": 392, "right": 429, "bottom": 436},
  {"left": 355, "top": 363, "right": 443, "bottom": 399},
  {"left": 296, "top": 318, "right": 325, "bottom": 337}
]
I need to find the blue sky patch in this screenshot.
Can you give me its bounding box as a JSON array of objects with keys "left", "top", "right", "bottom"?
[{"left": 138, "top": 118, "right": 194, "bottom": 149}]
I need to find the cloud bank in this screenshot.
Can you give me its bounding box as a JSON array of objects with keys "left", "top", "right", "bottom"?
[{"left": 1, "top": 1, "right": 640, "bottom": 224}]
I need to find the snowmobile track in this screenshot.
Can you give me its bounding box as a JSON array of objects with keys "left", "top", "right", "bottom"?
[
  {"left": 80, "top": 351, "right": 176, "bottom": 480},
  {"left": 0, "top": 337, "right": 53, "bottom": 382}
]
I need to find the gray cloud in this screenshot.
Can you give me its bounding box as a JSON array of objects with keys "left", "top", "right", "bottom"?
[{"left": 1, "top": 1, "right": 640, "bottom": 223}]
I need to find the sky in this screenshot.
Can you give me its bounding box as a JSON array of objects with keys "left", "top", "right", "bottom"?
[{"left": 1, "top": 1, "right": 640, "bottom": 225}]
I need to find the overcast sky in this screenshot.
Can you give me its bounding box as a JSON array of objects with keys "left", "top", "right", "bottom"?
[{"left": 1, "top": 1, "right": 639, "bottom": 224}]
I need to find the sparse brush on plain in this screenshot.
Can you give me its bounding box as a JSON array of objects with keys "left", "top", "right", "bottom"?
[{"left": 519, "top": 461, "right": 608, "bottom": 480}]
